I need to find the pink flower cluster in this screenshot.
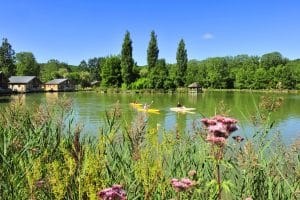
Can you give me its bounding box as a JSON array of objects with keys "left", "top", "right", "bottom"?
[
  {"left": 171, "top": 178, "right": 195, "bottom": 192},
  {"left": 201, "top": 115, "right": 238, "bottom": 146},
  {"left": 98, "top": 185, "right": 126, "bottom": 200}
]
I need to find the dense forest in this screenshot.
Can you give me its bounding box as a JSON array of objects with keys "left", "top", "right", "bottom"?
[{"left": 1, "top": 31, "right": 300, "bottom": 90}]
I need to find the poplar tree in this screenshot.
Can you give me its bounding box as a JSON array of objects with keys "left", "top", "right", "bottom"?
[
  {"left": 121, "top": 31, "right": 134, "bottom": 85},
  {"left": 147, "top": 30, "right": 159, "bottom": 70},
  {"left": 176, "top": 39, "right": 188, "bottom": 87},
  {"left": 0, "top": 38, "right": 16, "bottom": 76}
]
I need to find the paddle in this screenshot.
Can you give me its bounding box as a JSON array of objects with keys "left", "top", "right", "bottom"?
[
  {"left": 143, "top": 100, "right": 154, "bottom": 110},
  {"left": 149, "top": 100, "right": 154, "bottom": 107}
]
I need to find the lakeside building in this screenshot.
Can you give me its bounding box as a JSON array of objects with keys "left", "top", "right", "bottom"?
[
  {"left": 44, "top": 78, "right": 75, "bottom": 92},
  {"left": 8, "top": 76, "right": 42, "bottom": 93},
  {"left": 188, "top": 82, "right": 202, "bottom": 94},
  {"left": 90, "top": 80, "right": 100, "bottom": 87}
]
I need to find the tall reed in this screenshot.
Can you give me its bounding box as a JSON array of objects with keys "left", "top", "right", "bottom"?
[{"left": 0, "top": 97, "right": 299, "bottom": 199}]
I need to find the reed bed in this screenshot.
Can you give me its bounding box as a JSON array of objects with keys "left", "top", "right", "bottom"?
[{"left": 0, "top": 97, "right": 299, "bottom": 200}]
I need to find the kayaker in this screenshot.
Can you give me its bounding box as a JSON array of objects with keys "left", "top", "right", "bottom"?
[
  {"left": 143, "top": 103, "right": 150, "bottom": 110},
  {"left": 177, "top": 102, "right": 183, "bottom": 108},
  {"left": 144, "top": 101, "right": 153, "bottom": 110}
]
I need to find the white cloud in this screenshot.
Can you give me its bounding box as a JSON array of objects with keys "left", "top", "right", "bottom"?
[{"left": 202, "top": 33, "right": 214, "bottom": 40}]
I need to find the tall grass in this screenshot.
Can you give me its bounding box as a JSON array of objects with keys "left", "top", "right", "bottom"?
[{"left": 0, "top": 97, "right": 299, "bottom": 199}]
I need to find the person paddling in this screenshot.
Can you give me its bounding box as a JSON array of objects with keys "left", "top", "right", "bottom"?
[
  {"left": 176, "top": 102, "right": 186, "bottom": 109},
  {"left": 144, "top": 101, "right": 153, "bottom": 110},
  {"left": 143, "top": 103, "right": 149, "bottom": 110},
  {"left": 177, "top": 102, "right": 183, "bottom": 108}
]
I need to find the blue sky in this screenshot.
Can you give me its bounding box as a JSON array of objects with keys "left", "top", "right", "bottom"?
[{"left": 1, "top": 0, "right": 299, "bottom": 65}]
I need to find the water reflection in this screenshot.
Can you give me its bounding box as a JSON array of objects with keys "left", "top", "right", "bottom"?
[
  {"left": 45, "top": 92, "right": 59, "bottom": 104},
  {"left": 11, "top": 94, "right": 26, "bottom": 104},
  {"left": 0, "top": 97, "right": 11, "bottom": 103},
  {"left": 0, "top": 91, "right": 299, "bottom": 143}
]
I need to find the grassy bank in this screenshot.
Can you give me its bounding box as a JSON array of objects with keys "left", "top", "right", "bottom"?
[
  {"left": 203, "top": 88, "right": 300, "bottom": 94},
  {"left": 91, "top": 86, "right": 300, "bottom": 95},
  {"left": 0, "top": 98, "right": 299, "bottom": 199}
]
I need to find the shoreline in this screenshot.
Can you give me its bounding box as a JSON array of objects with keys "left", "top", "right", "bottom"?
[
  {"left": 91, "top": 87, "right": 300, "bottom": 94},
  {"left": 2, "top": 87, "right": 299, "bottom": 96}
]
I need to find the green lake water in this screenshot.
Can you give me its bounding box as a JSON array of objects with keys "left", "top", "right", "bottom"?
[{"left": 1, "top": 91, "right": 300, "bottom": 144}]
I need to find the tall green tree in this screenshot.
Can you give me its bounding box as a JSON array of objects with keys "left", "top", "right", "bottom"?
[
  {"left": 232, "top": 55, "right": 259, "bottom": 89},
  {"left": 268, "top": 65, "right": 296, "bottom": 89},
  {"left": 101, "top": 56, "right": 122, "bottom": 87},
  {"left": 186, "top": 60, "right": 208, "bottom": 87},
  {"left": 79, "top": 71, "right": 92, "bottom": 88},
  {"left": 16, "top": 52, "right": 39, "bottom": 76},
  {"left": 150, "top": 59, "right": 168, "bottom": 89},
  {"left": 205, "top": 57, "right": 229, "bottom": 88},
  {"left": 147, "top": 31, "right": 159, "bottom": 70},
  {"left": 0, "top": 38, "right": 16, "bottom": 76},
  {"left": 253, "top": 67, "right": 269, "bottom": 89},
  {"left": 175, "top": 39, "right": 188, "bottom": 87},
  {"left": 87, "top": 57, "right": 101, "bottom": 80},
  {"left": 121, "top": 31, "right": 134, "bottom": 86},
  {"left": 40, "top": 59, "right": 70, "bottom": 82},
  {"left": 286, "top": 59, "right": 300, "bottom": 89},
  {"left": 260, "top": 52, "right": 287, "bottom": 69},
  {"left": 79, "top": 60, "right": 88, "bottom": 70}
]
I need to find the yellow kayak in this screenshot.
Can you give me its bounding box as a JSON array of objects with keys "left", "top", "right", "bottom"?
[
  {"left": 137, "top": 108, "right": 160, "bottom": 114},
  {"left": 130, "top": 103, "right": 143, "bottom": 108}
]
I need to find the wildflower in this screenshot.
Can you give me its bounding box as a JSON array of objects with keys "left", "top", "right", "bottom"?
[
  {"left": 245, "top": 197, "right": 252, "bottom": 200},
  {"left": 232, "top": 135, "right": 244, "bottom": 142},
  {"left": 171, "top": 178, "right": 195, "bottom": 192},
  {"left": 201, "top": 115, "right": 238, "bottom": 146},
  {"left": 98, "top": 184, "right": 126, "bottom": 200},
  {"left": 35, "top": 180, "right": 45, "bottom": 188},
  {"left": 206, "top": 135, "right": 226, "bottom": 146}
]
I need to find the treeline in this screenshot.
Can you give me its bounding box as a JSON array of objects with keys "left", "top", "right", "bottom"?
[
  {"left": 186, "top": 54, "right": 300, "bottom": 90},
  {"left": 1, "top": 32, "right": 300, "bottom": 90}
]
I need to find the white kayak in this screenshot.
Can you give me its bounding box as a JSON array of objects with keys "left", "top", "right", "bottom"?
[{"left": 170, "top": 107, "right": 196, "bottom": 114}]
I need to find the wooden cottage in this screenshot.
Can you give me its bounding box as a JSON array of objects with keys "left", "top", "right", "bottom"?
[
  {"left": 9, "top": 76, "right": 42, "bottom": 93},
  {"left": 90, "top": 80, "right": 100, "bottom": 87},
  {"left": 188, "top": 82, "right": 202, "bottom": 94},
  {"left": 44, "top": 78, "right": 75, "bottom": 92}
]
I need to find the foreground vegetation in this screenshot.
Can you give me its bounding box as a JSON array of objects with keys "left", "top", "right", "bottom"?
[{"left": 0, "top": 98, "right": 299, "bottom": 200}]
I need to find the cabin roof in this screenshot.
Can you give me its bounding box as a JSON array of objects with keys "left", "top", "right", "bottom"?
[
  {"left": 9, "top": 76, "right": 37, "bottom": 84},
  {"left": 91, "top": 80, "right": 100, "bottom": 85},
  {"left": 188, "top": 82, "right": 201, "bottom": 88},
  {"left": 45, "top": 78, "right": 68, "bottom": 85}
]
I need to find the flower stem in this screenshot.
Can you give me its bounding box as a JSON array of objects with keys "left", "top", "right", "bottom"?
[{"left": 217, "top": 160, "right": 221, "bottom": 200}]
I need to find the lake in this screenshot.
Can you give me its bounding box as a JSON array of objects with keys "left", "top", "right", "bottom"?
[{"left": 1, "top": 91, "right": 300, "bottom": 144}]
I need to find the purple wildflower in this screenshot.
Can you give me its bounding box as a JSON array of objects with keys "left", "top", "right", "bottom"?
[
  {"left": 206, "top": 135, "right": 226, "bottom": 146},
  {"left": 171, "top": 178, "right": 195, "bottom": 192},
  {"left": 98, "top": 184, "right": 127, "bottom": 200},
  {"left": 201, "top": 115, "right": 238, "bottom": 146}
]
